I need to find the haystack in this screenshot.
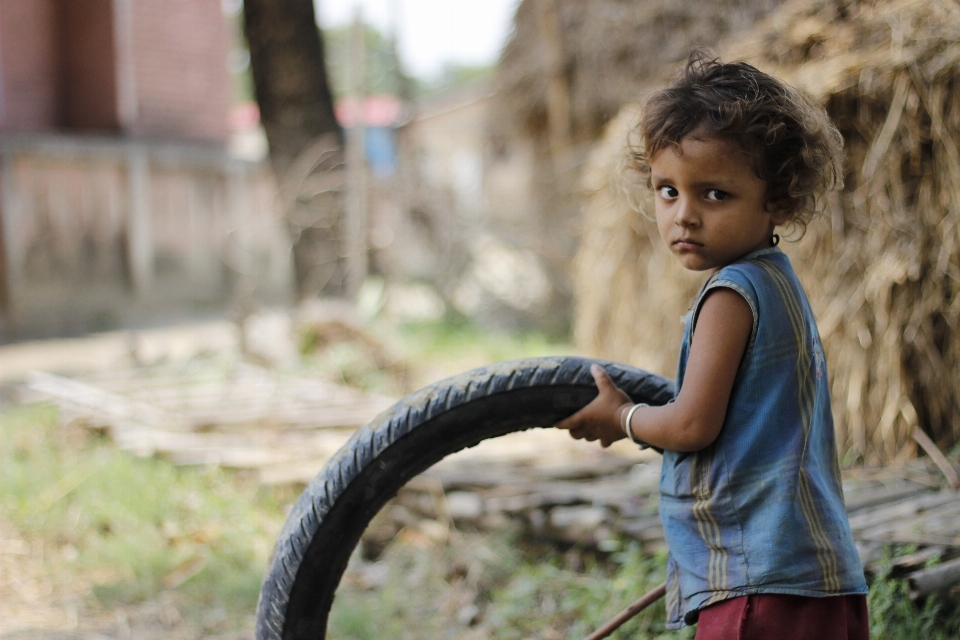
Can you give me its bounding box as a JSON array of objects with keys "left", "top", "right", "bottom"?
[
  {"left": 575, "top": 0, "right": 960, "bottom": 464},
  {"left": 490, "top": 0, "right": 784, "bottom": 329},
  {"left": 492, "top": 0, "right": 784, "bottom": 145}
]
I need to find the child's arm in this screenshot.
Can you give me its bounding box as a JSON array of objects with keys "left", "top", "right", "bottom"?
[{"left": 556, "top": 288, "right": 752, "bottom": 452}]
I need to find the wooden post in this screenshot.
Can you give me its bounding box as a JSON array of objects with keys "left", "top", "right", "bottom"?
[
  {"left": 125, "top": 144, "right": 153, "bottom": 298},
  {"left": 0, "top": 149, "right": 23, "bottom": 315},
  {"left": 538, "top": 0, "right": 572, "bottom": 159},
  {"left": 226, "top": 166, "right": 248, "bottom": 272},
  {"left": 226, "top": 163, "right": 255, "bottom": 299},
  {"left": 343, "top": 9, "right": 368, "bottom": 298},
  {"left": 112, "top": 0, "right": 139, "bottom": 130}
]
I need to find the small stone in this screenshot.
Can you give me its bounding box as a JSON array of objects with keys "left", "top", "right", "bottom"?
[
  {"left": 457, "top": 603, "right": 480, "bottom": 626},
  {"left": 446, "top": 491, "right": 484, "bottom": 520}
]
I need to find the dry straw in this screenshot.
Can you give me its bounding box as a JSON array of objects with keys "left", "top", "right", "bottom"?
[
  {"left": 492, "top": 0, "right": 784, "bottom": 145},
  {"left": 575, "top": 0, "right": 960, "bottom": 464}
]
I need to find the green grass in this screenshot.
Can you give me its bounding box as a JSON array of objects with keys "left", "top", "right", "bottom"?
[
  {"left": 0, "top": 402, "right": 291, "bottom": 631},
  {"left": 393, "top": 316, "right": 576, "bottom": 389},
  {"left": 329, "top": 531, "right": 960, "bottom": 640},
  {"left": 298, "top": 315, "right": 577, "bottom": 396},
  {"left": 867, "top": 552, "right": 960, "bottom": 639},
  {"left": 397, "top": 316, "right": 573, "bottom": 361},
  {"left": 328, "top": 534, "right": 693, "bottom": 640}
]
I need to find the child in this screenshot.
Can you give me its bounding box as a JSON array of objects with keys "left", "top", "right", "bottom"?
[{"left": 556, "top": 50, "right": 869, "bottom": 639}]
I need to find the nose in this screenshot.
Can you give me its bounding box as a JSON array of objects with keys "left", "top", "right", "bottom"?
[{"left": 674, "top": 198, "right": 699, "bottom": 228}]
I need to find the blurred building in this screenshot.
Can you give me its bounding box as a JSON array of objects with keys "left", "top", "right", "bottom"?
[
  {"left": 0, "top": 0, "right": 291, "bottom": 341},
  {"left": 335, "top": 95, "right": 403, "bottom": 177},
  {"left": 374, "top": 83, "right": 553, "bottom": 330}
]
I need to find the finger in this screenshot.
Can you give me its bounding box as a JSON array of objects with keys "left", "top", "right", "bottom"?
[
  {"left": 555, "top": 414, "right": 579, "bottom": 430},
  {"left": 590, "top": 364, "right": 611, "bottom": 390},
  {"left": 572, "top": 424, "right": 596, "bottom": 440}
]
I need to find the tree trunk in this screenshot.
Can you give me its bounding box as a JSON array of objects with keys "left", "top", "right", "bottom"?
[{"left": 243, "top": 0, "right": 348, "bottom": 299}]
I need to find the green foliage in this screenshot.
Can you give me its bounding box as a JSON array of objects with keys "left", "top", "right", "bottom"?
[
  {"left": 867, "top": 552, "right": 960, "bottom": 640},
  {"left": 320, "top": 21, "right": 491, "bottom": 101},
  {"left": 397, "top": 315, "right": 573, "bottom": 368},
  {"left": 322, "top": 22, "right": 413, "bottom": 100},
  {"left": 224, "top": 5, "right": 255, "bottom": 104},
  {"left": 482, "top": 542, "right": 693, "bottom": 640},
  {"left": 296, "top": 312, "right": 573, "bottom": 398},
  {"left": 329, "top": 534, "right": 693, "bottom": 640},
  {"left": 417, "top": 62, "right": 494, "bottom": 98}
]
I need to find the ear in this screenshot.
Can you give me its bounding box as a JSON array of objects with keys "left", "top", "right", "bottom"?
[{"left": 765, "top": 201, "right": 791, "bottom": 226}]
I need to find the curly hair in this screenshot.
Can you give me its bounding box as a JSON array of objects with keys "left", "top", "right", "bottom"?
[{"left": 634, "top": 48, "right": 844, "bottom": 230}]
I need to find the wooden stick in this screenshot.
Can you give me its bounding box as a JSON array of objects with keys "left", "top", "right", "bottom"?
[
  {"left": 584, "top": 582, "right": 666, "bottom": 640},
  {"left": 912, "top": 426, "right": 960, "bottom": 489},
  {"left": 858, "top": 532, "right": 960, "bottom": 548}
]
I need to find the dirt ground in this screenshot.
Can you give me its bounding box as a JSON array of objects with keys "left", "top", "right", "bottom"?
[
  {"left": 0, "top": 321, "right": 240, "bottom": 387},
  {"left": 0, "top": 517, "right": 256, "bottom": 640}
]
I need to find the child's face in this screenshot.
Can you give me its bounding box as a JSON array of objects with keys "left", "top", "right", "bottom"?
[{"left": 650, "top": 135, "right": 786, "bottom": 273}]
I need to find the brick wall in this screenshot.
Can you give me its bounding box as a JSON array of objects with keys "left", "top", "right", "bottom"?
[
  {"left": 128, "top": 0, "right": 231, "bottom": 142},
  {"left": 0, "top": 0, "right": 59, "bottom": 131},
  {"left": 0, "top": 0, "right": 231, "bottom": 143}
]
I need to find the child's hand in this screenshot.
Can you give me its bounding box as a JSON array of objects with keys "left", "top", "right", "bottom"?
[{"left": 555, "top": 364, "right": 633, "bottom": 448}]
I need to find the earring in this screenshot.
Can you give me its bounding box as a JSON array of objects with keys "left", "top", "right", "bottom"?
[{"left": 771, "top": 233, "right": 780, "bottom": 246}]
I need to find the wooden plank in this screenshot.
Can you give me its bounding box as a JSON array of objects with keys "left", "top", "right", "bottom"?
[
  {"left": 105, "top": 376, "right": 389, "bottom": 405},
  {"left": 258, "top": 459, "right": 328, "bottom": 485},
  {"left": 119, "top": 428, "right": 349, "bottom": 465},
  {"left": 846, "top": 491, "right": 957, "bottom": 531},
  {"left": 618, "top": 516, "right": 665, "bottom": 542},
  {"left": 418, "top": 468, "right": 533, "bottom": 491},
  {"left": 865, "top": 507, "right": 960, "bottom": 545},
  {"left": 511, "top": 458, "right": 638, "bottom": 481},
  {"left": 485, "top": 489, "right": 585, "bottom": 514},
  {"left": 858, "top": 533, "right": 960, "bottom": 548},
  {"left": 75, "top": 366, "right": 395, "bottom": 431},
  {"left": 843, "top": 464, "right": 943, "bottom": 489},
  {"left": 843, "top": 482, "right": 929, "bottom": 514},
  {"left": 44, "top": 366, "right": 392, "bottom": 429},
  {"left": 27, "top": 370, "right": 180, "bottom": 431},
  {"left": 908, "top": 556, "right": 960, "bottom": 598},
  {"left": 863, "top": 546, "right": 950, "bottom": 579}
]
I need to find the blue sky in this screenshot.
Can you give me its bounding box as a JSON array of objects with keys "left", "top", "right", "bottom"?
[{"left": 314, "top": 0, "right": 521, "bottom": 79}]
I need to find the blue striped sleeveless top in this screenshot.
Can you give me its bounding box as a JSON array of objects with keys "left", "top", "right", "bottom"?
[{"left": 660, "top": 246, "right": 867, "bottom": 629}]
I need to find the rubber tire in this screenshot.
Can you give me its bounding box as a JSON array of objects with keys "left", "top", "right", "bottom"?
[{"left": 255, "top": 356, "right": 675, "bottom": 640}]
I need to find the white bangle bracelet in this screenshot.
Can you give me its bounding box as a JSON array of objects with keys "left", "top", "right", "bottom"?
[{"left": 623, "top": 402, "right": 649, "bottom": 447}]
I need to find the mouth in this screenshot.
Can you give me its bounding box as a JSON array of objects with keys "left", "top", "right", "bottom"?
[{"left": 673, "top": 238, "right": 704, "bottom": 250}]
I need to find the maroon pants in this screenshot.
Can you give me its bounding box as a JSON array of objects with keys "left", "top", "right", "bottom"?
[{"left": 694, "top": 594, "right": 869, "bottom": 640}]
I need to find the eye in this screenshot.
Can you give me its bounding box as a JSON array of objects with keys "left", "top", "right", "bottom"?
[
  {"left": 705, "top": 189, "right": 730, "bottom": 201},
  {"left": 657, "top": 185, "right": 678, "bottom": 199}
]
